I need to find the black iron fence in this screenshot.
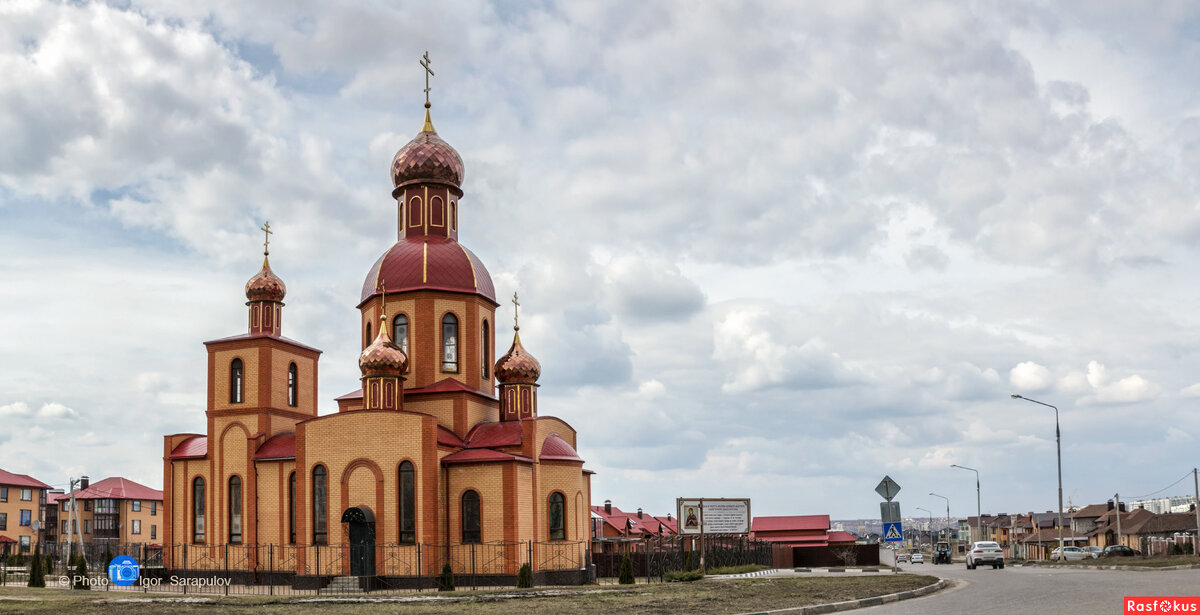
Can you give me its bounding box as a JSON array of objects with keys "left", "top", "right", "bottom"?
[
  {"left": 0, "top": 540, "right": 590, "bottom": 595},
  {"left": 593, "top": 535, "right": 773, "bottom": 582}
]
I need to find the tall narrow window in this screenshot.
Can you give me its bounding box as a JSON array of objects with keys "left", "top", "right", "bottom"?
[
  {"left": 288, "top": 472, "right": 296, "bottom": 544},
  {"left": 312, "top": 465, "right": 328, "bottom": 544},
  {"left": 230, "top": 359, "right": 244, "bottom": 404},
  {"left": 442, "top": 314, "right": 458, "bottom": 372},
  {"left": 399, "top": 461, "right": 416, "bottom": 544},
  {"left": 481, "top": 321, "right": 490, "bottom": 379},
  {"left": 287, "top": 363, "right": 298, "bottom": 407},
  {"left": 192, "top": 477, "right": 205, "bottom": 543},
  {"left": 228, "top": 476, "right": 242, "bottom": 543},
  {"left": 461, "top": 490, "right": 481, "bottom": 543},
  {"left": 365, "top": 323, "right": 372, "bottom": 348},
  {"left": 393, "top": 314, "right": 409, "bottom": 356},
  {"left": 548, "top": 492, "right": 566, "bottom": 540}
]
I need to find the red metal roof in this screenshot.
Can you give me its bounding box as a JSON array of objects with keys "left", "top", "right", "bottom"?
[
  {"left": 440, "top": 449, "right": 532, "bottom": 465},
  {"left": 47, "top": 492, "right": 67, "bottom": 504},
  {"left": 203, "top": 334, "right": 321, "bottom": 354},
  {"left": 437, "top": 425, "right": 464, "bottom": 448},
  {"left": 539, "top": 433, "right": 583, "bottom": 462},
  {"left": 827, "top": 531, "right": 858, "bottom": 544},
  {"left": 169, "top": 436, "right": 208, "bottom": 459},
  {"left": 751, "top": 515, "right": 830, "bottom": 533},
  {"left": 254, "top": 433, "right": 296, "bottom": 460},
  {"left": 360, "top": 237, "right": 496, "bottom": 306},
  {"left": 465, "top": 421, "right": 522, "bottom": 449},
  {"left": 74, "top": 477, "right": 162, "bottom": 501},
  {"left": 407, "top": 377, "right": 494, "bottom": 398},
  {"left": 0, "top": 468, "right": 51, "bottom": 490},
  {"left": 0, "top": 535, "right": 16, "bottom": 543}
]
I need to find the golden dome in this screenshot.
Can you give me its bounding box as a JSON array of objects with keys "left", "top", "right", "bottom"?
[
  {"left": 390, "top": 108, "right": 464, "bottom": 189},
  {"left": 495, "top": 331, "right": 541, "bottom": 384},
  {"left": 359, "top": 320, "right": 408, "bottom": 377},
  {"left": 245, "top": 256, "right": 286, "bottom": 302}
]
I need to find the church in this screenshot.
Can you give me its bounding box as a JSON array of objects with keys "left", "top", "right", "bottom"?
[{"left": 162, "top": 75, "right": 593, "bottom": 586}]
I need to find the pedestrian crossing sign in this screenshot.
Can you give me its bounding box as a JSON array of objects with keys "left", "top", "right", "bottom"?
[{"left": 884, "top": 522, "right": 903, "bottom": 542}]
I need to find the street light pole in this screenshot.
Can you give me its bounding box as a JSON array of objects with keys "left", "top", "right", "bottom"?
[
  {"left": 930, "top": 492, "right": 950, "bottom": 542},
  {"left": 1012, "top": 394, "right": 1064, "bottom": 560},
  {"left": 917, "top": 507, "right": 932, "bottom": 548},
  {"left": 951, "top": 464, "right": 981, "bottom": 543}
]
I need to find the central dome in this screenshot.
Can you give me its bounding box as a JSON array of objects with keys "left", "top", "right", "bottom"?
[
  {"left": 391, "top": 110, "right": 464, "bottom": 190},
  {"left": 360, "top": 236, "right": 497, "bottom": 306}
]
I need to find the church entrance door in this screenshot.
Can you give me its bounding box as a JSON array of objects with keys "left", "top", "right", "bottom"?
[{"left": 341, "top": 507, "right": 376, "bottom": 577}]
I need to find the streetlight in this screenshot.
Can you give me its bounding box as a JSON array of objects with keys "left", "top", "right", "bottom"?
[
  {"left": 930, "top": 492, "right": 950, "bottom": 542},
  {"left": 916, "top": 507, "right": 932, "bottom": 548},
  {"left": 1012, "top": 394, "right": 1064, "bottom": 560},
  {"left": 951, "top": 464, "right": 981, "bottom": 543}
]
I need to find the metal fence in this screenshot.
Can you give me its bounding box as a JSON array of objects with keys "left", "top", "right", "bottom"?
[
  {"left": 0, "top": 540, "right": 590, "bottom": 595},
  {"left": 593, "top": 535, "right": 773, "bottom": 582}
]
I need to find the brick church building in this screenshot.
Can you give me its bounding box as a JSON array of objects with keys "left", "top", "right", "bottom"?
[{"left": 162, "top": 93, "right": 593, "bottom": 585}]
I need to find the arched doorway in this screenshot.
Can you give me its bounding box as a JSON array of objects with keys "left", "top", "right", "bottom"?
[{"left": 341, "top": 507, "right": 376, "bottom": 576}]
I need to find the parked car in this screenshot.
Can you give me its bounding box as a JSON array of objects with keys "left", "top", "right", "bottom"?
[
  {"left": 910, "top": 552, "right": 924, "bottom": 564},
  {"left": 933, "top": 541, "right": 952, "bottom": 564},
  {"left": 1051, "top": 546, "right": 1088, "bottom": 561},
  {"left": 1102, "top": 545, "right": 1140, "bottom": 557},
  {"left": 896, "top": 552, "right": 909, "bottom": 563},
  {"left": 966, "top": 541, "right": 1005, "bottom": 569},
  {"left": 1083, "top": 546, "right": 1102, "bottom": 559}
]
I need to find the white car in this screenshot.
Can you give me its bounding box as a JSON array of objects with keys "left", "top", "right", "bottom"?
[
  {"left": 910, "top": 552, "right": 924, "bottom": 564},
  {"left": 895, "top": 552, "right": 909, "bottom": 563},
  {"left": 966, "top": 541, "right": 1005, "bottom": 569},
  {"left": 1051, "top": 546, "right": 1087, "bottom": 561}
]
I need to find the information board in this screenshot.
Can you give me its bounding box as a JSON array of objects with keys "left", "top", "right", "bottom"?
[{"left": 676, "top": 498, "right": 751, "bottom": 535}]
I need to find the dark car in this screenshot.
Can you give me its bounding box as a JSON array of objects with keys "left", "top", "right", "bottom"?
[
  {"left": 933, "top": 541, "right": 952, "bottom": 564},
  {"left": 1102, "top": 545, "right": 1139, "bottom": 557}
]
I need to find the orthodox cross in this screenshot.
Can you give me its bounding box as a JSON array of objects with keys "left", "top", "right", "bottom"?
[
  {"left": 512, "top": 292, "right": 520, "bottom": 331},
  {"left": 380, "top": 281, "right": 388, "bottom": 320},
  {"left": 420, "top": 51, "right": 435, "bottom": 106},
  {"left": 260, "top": 221, "right": 272, "bottom": 255}
]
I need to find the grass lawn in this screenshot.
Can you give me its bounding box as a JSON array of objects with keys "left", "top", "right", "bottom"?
[
  {"left": 1038, "top": 555, "right": 1200, "bottom": 569},
  {"left": 0, "top": 574, "right": 939, "bottom": 614}
]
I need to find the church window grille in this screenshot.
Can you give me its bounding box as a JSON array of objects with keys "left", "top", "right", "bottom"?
[
  {"left": 192, "top": 477, "right": 205, "bottom": 544},
  {"left": 461, "top": 490, "right": 481, "bottom": 543},
  {"left": 312, "top": 465, "right": 328, "bottom": 544},
  {"left": 399, "top": 461, "right": 416, "bottom": 544},
  {"left": 549, "top": 492, "right": 566, "bottom": 540},
  {"left": 228, "top": 476, "right": 242, "bottom": 544},
  {"left": 288, "top": 472, "right": 296, "bottom": 544}
]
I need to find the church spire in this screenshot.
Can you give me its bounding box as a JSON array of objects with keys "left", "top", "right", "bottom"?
[
  {"left": 245, "top": 221, "right": 286, "bottom": 337},
  {"left": 495, "top": 292, "right": 540, "bottom": 421}
]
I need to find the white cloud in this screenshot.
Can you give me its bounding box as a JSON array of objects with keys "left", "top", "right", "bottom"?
[
  {"left": 1009, "top": 361, "right": 1052, "bottom": 391},
  {"left": 713, "top": 308, "right": 856, "bottom": 393},
  {"left": 37, "top": 402, "right": 78, "bottom": 419},
  {"left": 0, "top": 401, "right": 31, "bottom": 417}
]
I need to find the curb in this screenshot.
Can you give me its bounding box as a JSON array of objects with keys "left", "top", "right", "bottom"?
[
  {"left": 1021, "top": 563, "right": 1200, "bottom": 572},
  {"left": 734, "top": 578, "right": 946, "bottom": 615}
]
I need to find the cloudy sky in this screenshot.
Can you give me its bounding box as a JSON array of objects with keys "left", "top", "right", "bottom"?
[{"left": 3, "top": 0, "right": 1200, "bottom": 523}]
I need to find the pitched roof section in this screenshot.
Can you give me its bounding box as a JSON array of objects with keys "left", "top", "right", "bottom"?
[
  {"left": 752, "top": 515, "right": 831, "bottom": 533},
  {"left": 465, "top": 421, "right": 523, "bottom": 449},
  {"left": 1070, "top": 504, "right": 1110, "bottom": 519},
  {"left": 74, "top": 477, "right": 162, "bottom": 501},
  {"left": 539, "top": 433, "right": 584, "bottom": 462},
  {"left": 440, "top": 449, "right": 532, "bottom": 465},
  {"left": 437, "top": 425, "right": 465, "bottom": 448},
  {"left": 0, "top": 469, "right": 52, "bottom": 490},
  {"left": 254, "top": 433, "right": 296, "bottom": 460},
  {"left": 169, "top": 436, "right": 208, "bottom": 459},
  {"left": 408, "top": 377, "right": 496, "bottom": 399},
  {"left": 827, "top": 530, "right": 859, "bottom": 544},
  {"left": 360, "top": 237, "right": 497, "bottom": 307},
  {"left": 203, "top": 333, "right": 321, "bottom": 354}
]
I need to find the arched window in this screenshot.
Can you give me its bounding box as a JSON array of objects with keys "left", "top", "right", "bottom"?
[
  {"left": 228, "top": 476, "right": 242, "bottom": 544},
  {"left": 365, "top": 322, "right": 372, "bottom": 348},
  {"left": 312, "top": 465, "right": 328, "bottom": 545},
  {"left": 399, "top": 461, "right": 416, "bottom": 544},
  {"left": 192, "top": 477, "right": 205, "bottom": 544},
  {"left": 287, "top": 363, "right": 298, "bottom": 407},
  {"left": 548, "top": 492, "right": 566, "bottom": 540},
  {"left": 393, "top": 314, "right": 409, "bottom": 357},
  {"left": 461, "top": 490, "right": 481, "bottom": 544},
  {"left": 481, "top": 321, "right": 490, "bottom": 379},
  {"left": 288, "top": 472, "right": 296, "bottom": 544},
  {"left": 230, "top": 359, "right": 244, "bottom": 404},
  {"left": 442, "top": 313, "right": 458, "bottom": 372}
]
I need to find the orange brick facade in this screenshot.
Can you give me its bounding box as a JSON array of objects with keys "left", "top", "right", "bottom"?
[{"left": 163, "top": 104, "right": 592, "bottom": 582}]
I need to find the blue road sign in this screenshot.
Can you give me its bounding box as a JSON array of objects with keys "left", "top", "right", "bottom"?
[{"left": 883, "top": 521, "right": 903, "bottom": 542}]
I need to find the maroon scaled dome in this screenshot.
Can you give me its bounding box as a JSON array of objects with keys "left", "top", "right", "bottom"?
[
  {"left": 360, "top": 236, "right": 497, "bottom": 306},
  {"left": 359, "top": 322, "right": 408, "bottom": 377},
  {"left": 495, "top": 331, "right": 541, "bottom": 384},
  {"left": 245, "top": 257, "right": 286, "bottom": 302},
  {"left": 391, "top": 111, "right": 464, "bottom": 189}
]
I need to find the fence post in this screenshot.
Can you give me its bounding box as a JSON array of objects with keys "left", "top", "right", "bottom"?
[
  {"left": 224, "top": 544, "right": 229, "bottom": 596},
  {"left": 182, "top": 544, "right": 187, "bottom": 595},
  {"left": 269, "top": 545, "right": 274, "bottom": 597},
  {"left": 417, "top": 543, "right": 422, "bottom": 589},
  {"left": 315, "top": 545, "right": 320, "bottom": 596},
  {"left": 471, "top": 543, "right": 476, "bottom": 590}
]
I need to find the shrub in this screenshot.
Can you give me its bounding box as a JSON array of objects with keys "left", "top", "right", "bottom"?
[
  {"left": 72, "top": 556, "right": 88, "bottom": 590},
  {"left": 517, "top": 563, "right": 533, "bottom": 588},
  {"left": 665, "top": 570, "right": 703, "bottom": 582},
  {"left": 28, "top": 544, "right": 44, "bottom": 588},
  {"left": 437, "top": 562, "right": 454, "bottom": 592},
  {"left": 618, "top": 554, "right": 635, "bottom": 585},
  {"left": 684, "top": 551, "right": 696, "bottom": 572},
  {"left": 44, "top": 552, "right": 54, "bottom": 577}
]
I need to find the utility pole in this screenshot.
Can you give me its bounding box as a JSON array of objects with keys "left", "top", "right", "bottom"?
[
  {"left": 1193, "top": 468, "right": 1199, "bottom": 558},
  {"left": 64, "top": 476, "right": 88, "bottom": 569},
  {"left": 1115, "top": 493, "right": 1122, "bottom": 549}
]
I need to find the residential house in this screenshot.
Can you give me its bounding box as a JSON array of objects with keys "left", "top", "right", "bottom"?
[
  {"left": 590, "top": 500, "right": 676, "bottom": 553},
  {"left": 0, "top": 468, "right": 52, "bottom": 555},
  {"left": 56, "top": 477, "right": 163, "bottom": 548}
]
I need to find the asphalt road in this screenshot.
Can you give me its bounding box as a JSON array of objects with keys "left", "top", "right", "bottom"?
[{"left": 859, "top": 560, "right": 1200, "bottom": 614}]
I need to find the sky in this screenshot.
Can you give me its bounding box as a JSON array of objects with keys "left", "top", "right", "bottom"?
[{"left": 2, "top": 0, "right": 1200, "bottom": 522}]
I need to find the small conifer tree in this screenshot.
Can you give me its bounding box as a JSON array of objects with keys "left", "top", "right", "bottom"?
[
  {"left": 517, "top": 562, "right": 533, "bottom": 588},
  {"left": 27, "top": 543, "right": 44, "bottom": 587},
  {"left": 72, "top": 555, "right": 88, "bottom": 590},
  {"left": 618, "top": 554, "right": 635, "bottom": 585},
  {"left": 437, "top": 562, "right": 455, "bottom": 591}
]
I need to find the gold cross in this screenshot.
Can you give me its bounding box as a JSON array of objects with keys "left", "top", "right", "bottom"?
[
  {"left": 380, "top": 281, "right": 388, "bottom": 320},
  {"left": 260, "top": 221, "right": 272, "bottom": 255},
  {"left": 420, "top": 51, "right": 434, "bottom": 106},
  {"left": 512, "top": 291, "right": 520, "bottom": 331}
]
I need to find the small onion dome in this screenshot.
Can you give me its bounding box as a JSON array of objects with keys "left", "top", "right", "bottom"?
[
  {"left": 495, "top": 331, "right": 541, "bottom": 384},
  {"left": 245, "top": 256, "right": 286, "bottom": 302},
  {"left": 391, "top": 109, "right": 464, "bottom": 190},
  {"left": 359, "top": 322, "right": 408, "bottom": 377}
]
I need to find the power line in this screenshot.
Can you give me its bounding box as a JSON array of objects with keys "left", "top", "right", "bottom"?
[{"left": 1127, "top": 471, "right": 1194, "bottom": 501}]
